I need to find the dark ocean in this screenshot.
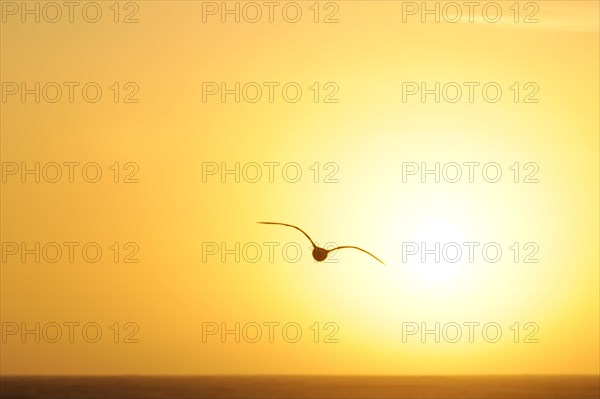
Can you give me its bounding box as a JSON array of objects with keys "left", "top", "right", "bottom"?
[{"left": 1, "top": 375, "right": 598, "bottom": 399}]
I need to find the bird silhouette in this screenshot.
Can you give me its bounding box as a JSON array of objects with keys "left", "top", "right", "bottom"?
[{"left": 257, "top": 222, "right": 385, "bottom": 265}]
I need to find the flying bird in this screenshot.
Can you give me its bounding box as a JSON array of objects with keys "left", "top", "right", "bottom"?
[{"left": 257, "top": 222, "right": 385, "bottom": 265}]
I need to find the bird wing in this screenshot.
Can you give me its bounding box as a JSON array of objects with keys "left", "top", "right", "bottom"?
[
  {"left": 329, "top": 246, "right": 385, "bottom": 265},
  {"left": 257, "top": 222, "right": 317, "bottom": 247}
]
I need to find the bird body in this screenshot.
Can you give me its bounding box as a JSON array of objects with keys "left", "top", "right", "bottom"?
[{"left": 258, "top": 222, "right": 385, "bottom": 265}]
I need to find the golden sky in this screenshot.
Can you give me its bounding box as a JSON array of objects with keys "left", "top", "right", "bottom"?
[{"left": 1, "top": 0, "right": 598, "bottom": 375}]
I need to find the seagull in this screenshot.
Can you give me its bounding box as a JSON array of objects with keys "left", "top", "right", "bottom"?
[{"left": 257, "top": 222, "right": 385, "bottom": 265}]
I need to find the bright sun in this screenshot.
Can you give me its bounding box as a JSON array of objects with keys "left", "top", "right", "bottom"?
[{"left": 407, "top": 219, "right": 473, "bottom": 294}]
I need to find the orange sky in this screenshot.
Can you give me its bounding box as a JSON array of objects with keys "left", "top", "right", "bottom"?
[{"left": 1, "top": 1, "right": 598, "bottom": 375}]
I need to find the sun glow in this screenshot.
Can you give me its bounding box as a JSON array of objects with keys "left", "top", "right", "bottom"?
[{"left": 1, "top": 0, "right": 598, "bottom": 376}]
